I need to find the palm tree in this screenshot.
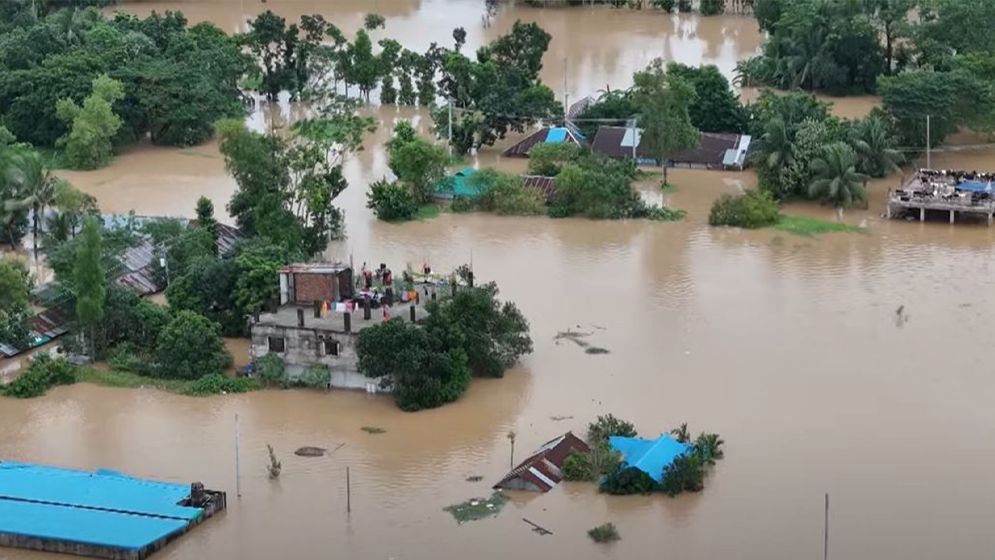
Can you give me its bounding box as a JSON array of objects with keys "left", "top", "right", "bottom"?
[
  {"left": 692, "top": 433, "right": 725, "bottom": 465},
  {"left": 8, "top": 150, "right": 61, "bottom": 256},
  {"left": 670, "top": 422, "right": 691, "bottom": 444},
  {"left": 849, "top": 116, "right": 902, "bottom": 178},
  {"left": 809, "top": 142, "right": 869, "bottom": 211},
  {"left": 754, "top": 117, "right": 794, "bottom": 194},
  {"left": 0, "top": 148, "right": 34, "bottom": 250},
  {"left": 506, "top": 431, "right": 516, "bottom": 468}
]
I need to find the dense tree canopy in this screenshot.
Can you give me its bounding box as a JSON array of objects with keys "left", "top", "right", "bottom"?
[
  {"left": 0, "top": 8, "right": 250, "bottom": 156},
  {"left": 0, "top": 258, "right": 32, "bottom": 348},
  {"left": 155, "top": 310, "right": 232, "bottom": 379}
]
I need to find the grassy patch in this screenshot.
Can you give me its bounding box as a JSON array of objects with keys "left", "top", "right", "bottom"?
[
  {"left": 773, "top": 214, "right": 862, "bottom": 236},
  {"left": 658, "top": 182, "right": 677, "bottom": 193},
  {"left": 588, "top": 523, "right": 621, "bottom": 543},
  {"left": 414, "top": 204, "right": 441, "bottom": 220},
  {"left": 361, "top": 426, "right": 386, "bottom": 434},
  {"left": 77, "top": 367, "right": 259, "bottom": 396},
  {"left": 78, "top": 367, "right": 190, "bottom": 393},
  {"left": 444, "top": 492, "right": 508, "bottom": 523}
]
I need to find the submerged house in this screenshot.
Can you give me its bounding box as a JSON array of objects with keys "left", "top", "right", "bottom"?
[
  {"left": 249, "top": 262, "right": 435, "bottom": 391},
  {"left": 0, "top": 461, "right": 225, "bottom": 560},
  {"left": 502, "top": 126, "right": 585, "bottom": 158},
  {"left": 433, "top": 166, "right": 480, "bottom": 200},
  {"left": 591, "top": 126, "right": 751, "bottom": 170},
  {"left": 608, "top": 434, "right": 690, "bottom": 482},
  {"left": 493, "top": 432, "right": 590, "bottom": 492}
]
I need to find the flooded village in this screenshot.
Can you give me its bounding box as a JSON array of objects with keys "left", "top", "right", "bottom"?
[{"left": 3, "top": 1, "right": 995, "bottom": 560}]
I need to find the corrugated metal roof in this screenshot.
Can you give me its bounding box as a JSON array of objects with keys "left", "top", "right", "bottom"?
[
  {"left": 608, "top": 434, "right": 689, "bottom": 482},
  {"left": 493, "top": 432, "right": 589, "bottom": 492},
  {"left": 502, "top": 127, "right": 584, "bottom": 158},
  {"left": 521, "top": 175, "right": 557, "bottom": 203}
]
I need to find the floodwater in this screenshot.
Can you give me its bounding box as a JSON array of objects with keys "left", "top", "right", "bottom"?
[{"left": 5, "top": 1, "right": 995, "bottom": 560}]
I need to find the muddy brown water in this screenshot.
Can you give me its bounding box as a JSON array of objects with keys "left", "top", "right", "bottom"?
[{"left": 5, "top": 2, "right": 995, "bottom": 559}]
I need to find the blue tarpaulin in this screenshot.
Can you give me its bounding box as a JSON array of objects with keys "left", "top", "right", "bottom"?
[
  {"left": 957, "top": 180, "right": 993, "bottom": 193},
  {"left": 608, "top": 434, "right": 690, "bottom": 482}
]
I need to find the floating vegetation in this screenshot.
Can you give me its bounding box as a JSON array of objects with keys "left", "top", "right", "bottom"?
[
  {"left": 465, "top": 475, "right": 484, "bottom": 482},
  {"left": 361, "top": 426, "right": 387, "bottom": 434},
  {"left": 444, "top": 492, "right": 508, "bottom": 523},
  {"left": 550, "top": 415, "right": 574, "bottom": 422},
  {"left": 588, "top": 523, "right": 621, "bottom": 543},
  {"left": 555, "top": 329, "right": 591, "bottom": 348},
  {"left": 294, "top": 446, "right": 326, "bottom": 457},
  {"left": 585, "top": 347, "right": 610, "bottom": 355}
]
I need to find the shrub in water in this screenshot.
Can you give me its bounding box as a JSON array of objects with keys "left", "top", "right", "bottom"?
[
  {"left": 587, "top": 414, "right": 637, "bottom": 444},
  {"left": 708, "top": 188, "right": 780, "bottom": 228},
  {"left": 2, "top": 354, "right": 77, "bottom": 398},
  {"left": 588, "top": 523, "right": 621, "bottom": 543}
]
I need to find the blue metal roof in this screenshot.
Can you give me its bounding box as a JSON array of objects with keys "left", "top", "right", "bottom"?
[
  {"left": 609, "top": 434, "right": 689, "bottom": 482},
  {"left": 0, "top": 462, "right": 199, "bottom": 520},
  {"left": 545, "top": 127, "right": 568, "bottom": 143},
  {"left": 0, "top": 499, "right": 187, "bottom": 550}
]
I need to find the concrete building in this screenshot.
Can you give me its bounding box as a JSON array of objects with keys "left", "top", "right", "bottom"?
[{"left": 250, "top": 263, "right": 436, "bottom": 391}]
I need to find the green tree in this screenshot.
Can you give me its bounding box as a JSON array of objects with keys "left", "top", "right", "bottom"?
[
  {"left": 808, "top": 142, "right": 867, "bottom": 210},
  {"left": 424, "top": 283, "right": 533, "bottom": 378},
  {"left": 355, "top": 318, "right": 471, "bottom": 411},
  {"left": 195, "top": 195, "right": 217, "bottom": 252},
  {"left": 526, "top": 142, "right": 582, "bottom": 176},
  {"left": 155, "top": 310, "right": 232, "bottom": 379},
  {"left": 363, "top": 13, "right": 386, "bottom": 30},
  {"left": 670, "top": 422, "right": 691, "bottom": 443},
  {"left": 165, "top": 256, "right": 240, "bottom": 335},
  {"left": 700, "top": 0, "right": 725, "bottom": 15},
  {"left": 387, "top": 122, "right": 448, "bottom": 203},
  {"left": 73, "top": 215, "right": 105, "bottom": 357},
  {"left": 659, "top": 453, "right": 705, "bottom": 496},
  {"left": 848, "top": 115, "right": 902, "bottom": 178},
  {"left": 867, "top": 0, "right": 914, "bottom": 73},
  {"left": 347, "top": 29, "right": 379, "bottom": 101},
  {"left": 587, "top": 414, "right": 637, "bottom": 444},
  {"left": 232, "top": 238, "right": 292, "bottom": 318},
  {"left": 692, "top": 432, "right": 725, "bottom": 465},
  {"left": 632, "top": 60, "right": 700, "bottom": 186},
  {"left": 55, "top": 74, "right": 125, "bottom": 169},
  {"left": 0, "top": 258, "right": 32, "bottom": 348},
  {"left": 878, "top": 70, "right": 994, "bottom": 147},
  {"left": 367, "top": 179, "right": 417, "bottom": 221},
  {"left": 666, "top": 63, "right": 746, "bottom": 133},
  {"left": 243, "top": 11, "right": 296, "bottom": 100},
  {"left": 4, "top": 149, "right": 64, "bottom": 256}
]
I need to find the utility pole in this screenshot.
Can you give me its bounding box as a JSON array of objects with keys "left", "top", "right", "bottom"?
[
  {"left": 823, "top": 493, "right": 829, "bottom": 560},
  {"left": 234, "top": 414, "right": 242, "bottom": 499},
  {"left": 563, "top": 58, "right": 569, "bottom": 120},
  {"left": 447, "top": 97, "right": 453, "bottom": 158},
  {"left": 160, "top": 256, "right": 170, "bottom": 287},
  {"left": 926, "top": 114, "right": 932, "bottom": 169}
]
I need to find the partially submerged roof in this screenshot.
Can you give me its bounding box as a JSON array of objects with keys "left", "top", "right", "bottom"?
[
  {"left": 434, "top": 166, "right": 481, "bottom": 199},
  {"left": 502, "top": 126, "right": 584, "bottom": 158},
  {"left": 591, "top": 126, "right": 750, "bottom": 169},
  {"left": 493, "top": 432, "right": 590, "bottom": 492},
  {"left": 0, "top": 461, "right": 202, "bottom": 550},
  {"left": 521, "top": 175, "right": 557, "bottom": 203},
  {"left": 609, "top": 434, "right": 689, "bottom": 482}
]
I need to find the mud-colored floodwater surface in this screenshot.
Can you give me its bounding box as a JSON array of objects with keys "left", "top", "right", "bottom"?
[{"left": 4, "top": 2, "right": 995, "bottom": 560}]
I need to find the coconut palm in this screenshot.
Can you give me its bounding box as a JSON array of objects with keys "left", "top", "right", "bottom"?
[
  {"left": 808, "top": 142, "right": 868, "bottom": 210},
  {"left": 0, "top": 148, "right": 33, "bottom": 250},
  {"left": 692, "top": 433, "right": 725, "bottom": 465},
  {"left": 849, "top": 116, "right": 902, "bottom": 178},
  {"left": 754, "top": 117, "right": 795, "bottom": 186},
  {"left": 8, "top": 150, "right": 62, "bottom": 256},
  {"left": 670, "top": 422, "right": 691, "bottom": 444}
]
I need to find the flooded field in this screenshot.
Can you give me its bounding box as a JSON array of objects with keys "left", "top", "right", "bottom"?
[{"left": 4, "top": 1, "right": 995, "bottom": 560}]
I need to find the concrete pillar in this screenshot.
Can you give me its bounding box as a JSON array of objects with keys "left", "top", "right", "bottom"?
[
  {"left": 886, "top": 203, "right": 891, "bottom": 219},
  {"left": 989, "top": 213, "right": 993, "bottom": 227},
  {"left": 409, "top": 304, "right": 416, "bottom": 322},
  {"left": 344, "top": 312, "right": 351, "bottom": 333},
  {"left": 279, "top": 273, "right": 289, "bottom": 305},
  {"left": 363, "top": 298, "right": 371, "bottom": 320},
  {"left": 950, "top": 210, "right": 955, "bottom": 224},
  {"left": 313, "top": 300, "right": 321, "bottom": 318},
  {"left": 296, "top": 308, "right": 304, "bottom": 327},
  {"left": 920, "top": 207, "right": 925, "bottom": 222}
]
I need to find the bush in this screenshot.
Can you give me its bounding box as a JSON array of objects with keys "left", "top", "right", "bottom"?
[
  {"left": 2, "top": 354, "right": 77, "bottom": 398},
  {"left": 699, "top": 0, "right": 724, "bottom": 15},
  {"left": 255, "top": 353, "right": 287, "bottom": 387},
  {"left": 450, "top": 196, "right": 477, "bottom": 213},
  {"left": 155, "top": 310, "right": 232, "bottom": 379},
  {"left": 599, "top": 464, "right": 658, "bottom": 495},
  {"left": 659, "top": 453, "right": 706, "bottom": 496},
  {"left": 293, "top": 365, "right": 330, "bottom": 389},
  {"left": 526, "top": 142, "right": 582, "bottom": 176},
  {"left": 708, "top": 189, "right": 780, "bottom": 229},
  {"left": 367, "top": 179, "right": 417, "bottom": 221},
  {"left": 185, "top": 373, "right": 260, "bottom": 396},
  {"left": 107, "top": 343, "right": 150, "bottom": 375},
  {"left": 470, "top": 169, "right": 545, "bottom": 215},
  {"left": 588, "top": 523, "right": 621, "bottom": 543},
  {"left": 563, "top": 451, "right": 594, "bottom": 481},
  {"left": 640, "top": 204, "right": 685, "bottom": 222},
  {"left": 587, "top": 414, "right": 637, "bottom": 444}
]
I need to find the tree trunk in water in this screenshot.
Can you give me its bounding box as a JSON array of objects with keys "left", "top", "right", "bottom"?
[
  {"left": 663, "top": 164, "right": 668, "bottom": 187},
  {"left": 32, "top": 206, "right": 39, "bottom": 258}
]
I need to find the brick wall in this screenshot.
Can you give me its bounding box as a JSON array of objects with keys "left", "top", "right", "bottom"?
[{"left": 293, "top": 273, "right": 335, "bottom": 303}]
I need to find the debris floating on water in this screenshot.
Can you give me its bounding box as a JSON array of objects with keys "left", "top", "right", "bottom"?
[
  {"left": 294, "top": 446, "right": 326, "bottom": 457},
  {"left": 585, "top": 347, "right": 610, "bottom": 355},
  {"left": 465, "top": 475, "right": 484, "bottom": 482},
  {"left": 444, "top": 492, "right": 508, "bottom": 524},
  {"left": 361, "top": 426, "right": 387, "bottom": 434},
  {"left": 554, "top": 329, "right": 592, "bottom": 348},
  {"left": 549, "top": 415, "right": 574, "bottom": 422}
]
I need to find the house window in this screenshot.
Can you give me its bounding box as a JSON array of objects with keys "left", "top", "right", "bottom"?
[
  {"left": 325, "top": 339, "right": 339, "bottom": 356},
  {"left": 268, "top": 336, "right": 285, "bottom": 353}
]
